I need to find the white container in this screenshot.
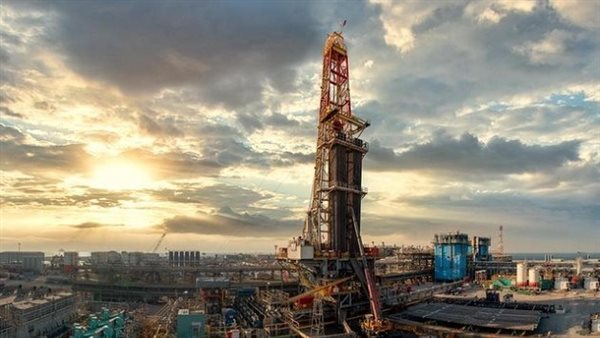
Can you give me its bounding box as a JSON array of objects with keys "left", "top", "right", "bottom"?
[
  {"left": 516, "top": 263, "right": 527, "bottom": 286},
  {"left": 584, "top": 278, "right": 599, "bottom": 290},
  {"left": 528, "top": 268, "right": 540, "bottom": 287},
  {"left": 287, "top": 243, "right": 314, "bottom": 260},
  {"left": 592, "top": 315, "right": 600, "bottom": 332},
  {"left": 555, "top": 277, "right": 569, "bottom": 290}
]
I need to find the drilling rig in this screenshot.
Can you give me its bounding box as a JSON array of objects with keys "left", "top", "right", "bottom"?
[{"left": 279, "top": 30, "right": 390, "bottom": 336}]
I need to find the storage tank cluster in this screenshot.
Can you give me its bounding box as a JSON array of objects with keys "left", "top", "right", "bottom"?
[{"left": 516, "top": 263, "right": 545, "bottom": 288}]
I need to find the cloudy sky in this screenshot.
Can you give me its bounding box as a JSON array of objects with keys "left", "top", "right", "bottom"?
[{"left": 1, "top": 0, "right": 598, "bottom": 254}]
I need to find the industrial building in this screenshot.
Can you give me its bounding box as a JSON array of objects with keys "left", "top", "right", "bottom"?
[
  {"left": 169, "top": 251, "right": 201, "bottom": 267},
  {"left": 63, "top": 251, "right": 79, "bottom": 273},
  {"left": 472, "top": 236, "right": 492, "bottom": 261},
  {"left": 0, "top": 251, "right": 44, "bottom": 273},
  {"left": 90, "top": 251, "right": 122, "bottom": 265},
  {"left": 0, "top": 291, "right": 76, "bottom": 338},
  {"left": 433, "top": 232, "right": 470, "bottom": 282},
  {"left": 176, "top": 309, "right": 205, "bottom": 338},
  {"left": 90, "top": 251, "right": 160, "bottom": 266}
]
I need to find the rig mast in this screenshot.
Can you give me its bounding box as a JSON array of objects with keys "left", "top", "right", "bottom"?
[
  {"left": 281, "top": 30, "right": 388, "bottom": 336},
  {"left": 303, "top": 31, "right": 369, "bottom": 255}
]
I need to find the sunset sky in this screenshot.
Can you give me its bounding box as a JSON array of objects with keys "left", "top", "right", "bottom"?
[{"left": 1, "top": 0, "right": 598, "bottom": 254}]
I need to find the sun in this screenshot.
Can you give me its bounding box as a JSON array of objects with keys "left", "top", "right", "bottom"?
[{"left": 91, "top": 161, "right": 153, "bottom": 190}]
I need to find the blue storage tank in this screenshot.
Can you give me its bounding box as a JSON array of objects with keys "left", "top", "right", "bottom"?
[
  {"left": 472, "top": 236, "right": 492, "bottom": 261},
  {"left": 434, "top": 232, "right": 470, "bottom": 282}
]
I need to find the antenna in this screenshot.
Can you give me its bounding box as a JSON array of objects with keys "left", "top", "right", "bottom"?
[
  {"left": 338, "top": 19, "right": 347, "bottom": 34},
  {"left": 497, "top": 225, "right": 504, "bottom": 255}
]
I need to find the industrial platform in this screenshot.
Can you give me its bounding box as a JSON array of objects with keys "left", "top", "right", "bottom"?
[{"left": 390, "top": 302, "right": 542, "bottom": 331}]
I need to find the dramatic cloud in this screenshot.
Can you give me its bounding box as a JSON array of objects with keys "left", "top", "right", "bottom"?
[
  {"left": 0, "top": 124, "right": 91, "bottom": 174},
  {"left": 1, "top": 188, "right": 135, "bottom": 208},
  {"left": 70, "top": 222, "right": 124, "bottom": 230},
  {"left": 152, "top": 183, "right": 271, "bottom": 209},
  {"left": 367, "top": 132, "right": 581, "bottom": 176},
  {"left": 16, "top": 1, "right": 321, "bottom": 109},
  {"left": 549, "top": 0, "right": 600, "bottom": 29},
  {"left": 159, "top": 207, "right": 300, "bottom": 237},
  {"left": 1, "top": 1, "right": 597, "bottom": 252}
]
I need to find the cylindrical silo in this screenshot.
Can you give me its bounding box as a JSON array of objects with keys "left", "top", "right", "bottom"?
[
  {"left": 528, "top": 267, "right": 540, "bottom": 287},
  {"left": 516, "top": 263, "right": 527, "bottom": 286}
]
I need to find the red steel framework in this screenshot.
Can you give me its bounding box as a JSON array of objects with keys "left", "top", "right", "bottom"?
[
  {"left": 292, "top": 30, "right": 388, "bottom": 334},
  {"left": 303, "top": 31, "right": 369, "bottom": 253}
]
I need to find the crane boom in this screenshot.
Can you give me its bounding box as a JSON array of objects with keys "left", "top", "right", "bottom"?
[{"left": 152, "top": 233, "right": 166, "bottom": 253}]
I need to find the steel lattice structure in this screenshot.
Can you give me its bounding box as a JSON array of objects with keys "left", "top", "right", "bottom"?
[{"left": 303, "top": 32, "right": 369, "bottom": 254}]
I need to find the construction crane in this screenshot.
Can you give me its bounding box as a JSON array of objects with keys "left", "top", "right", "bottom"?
[{"left": 152, "top": 232, "right": 167, "bottom": 253}]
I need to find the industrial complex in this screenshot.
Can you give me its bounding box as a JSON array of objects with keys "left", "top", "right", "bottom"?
[{"left": 1, "top": 31, "right": 599, "bottom": 338}]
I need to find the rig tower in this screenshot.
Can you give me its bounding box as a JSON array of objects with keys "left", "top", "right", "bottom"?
[{"left": 279, "top": 30, "right": 388, "bottom": 336}]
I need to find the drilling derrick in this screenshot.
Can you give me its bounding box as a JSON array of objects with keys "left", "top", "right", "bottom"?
[
  {"left": 303, "top": 31, "right": 369, "bottom": 256},
  {"left": 280, "top": 30, "right": 389, "bottom": 337}
]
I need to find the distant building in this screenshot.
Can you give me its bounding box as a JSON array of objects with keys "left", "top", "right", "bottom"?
[
  {"left": 63, "top": 252, "right": 79, "bottom": 273},
  {"left": 90, "top": 251, "right": 122, "bottom": 265},
  {"left": 0, "top": 252, "right": 44, "bottom": 272},
  {"left": 0, "top": 291, "right": 76, "bottom": 338},
  {"left": 472, "top": 236, "right": 492, "bottom": 261},
  {"left": 121, "top": 251, "right": 160, "bottom": 266},
  {"left": 169, "top": 251, "right": 201, "bottom": 267}
]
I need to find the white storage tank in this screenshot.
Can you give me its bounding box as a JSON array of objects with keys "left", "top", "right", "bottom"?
[
  {"left": 516, "top": 263, "right": 527, "bottom": 286},
  {"left": 528, "top": 267, "right": 540, "bottom": 287},
  {"left": 555, "top": 277, "right": 569, "bottom": 290},
  {"left": 591, "top": 313, "right": 600, "bottom": 333},
  {"left": 584, "top": 277, "right": 599, "bottom": 291}
]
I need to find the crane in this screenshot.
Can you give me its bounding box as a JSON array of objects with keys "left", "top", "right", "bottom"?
[{"left": 152, "top": 232, "right": 166, "bottom": 253}]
